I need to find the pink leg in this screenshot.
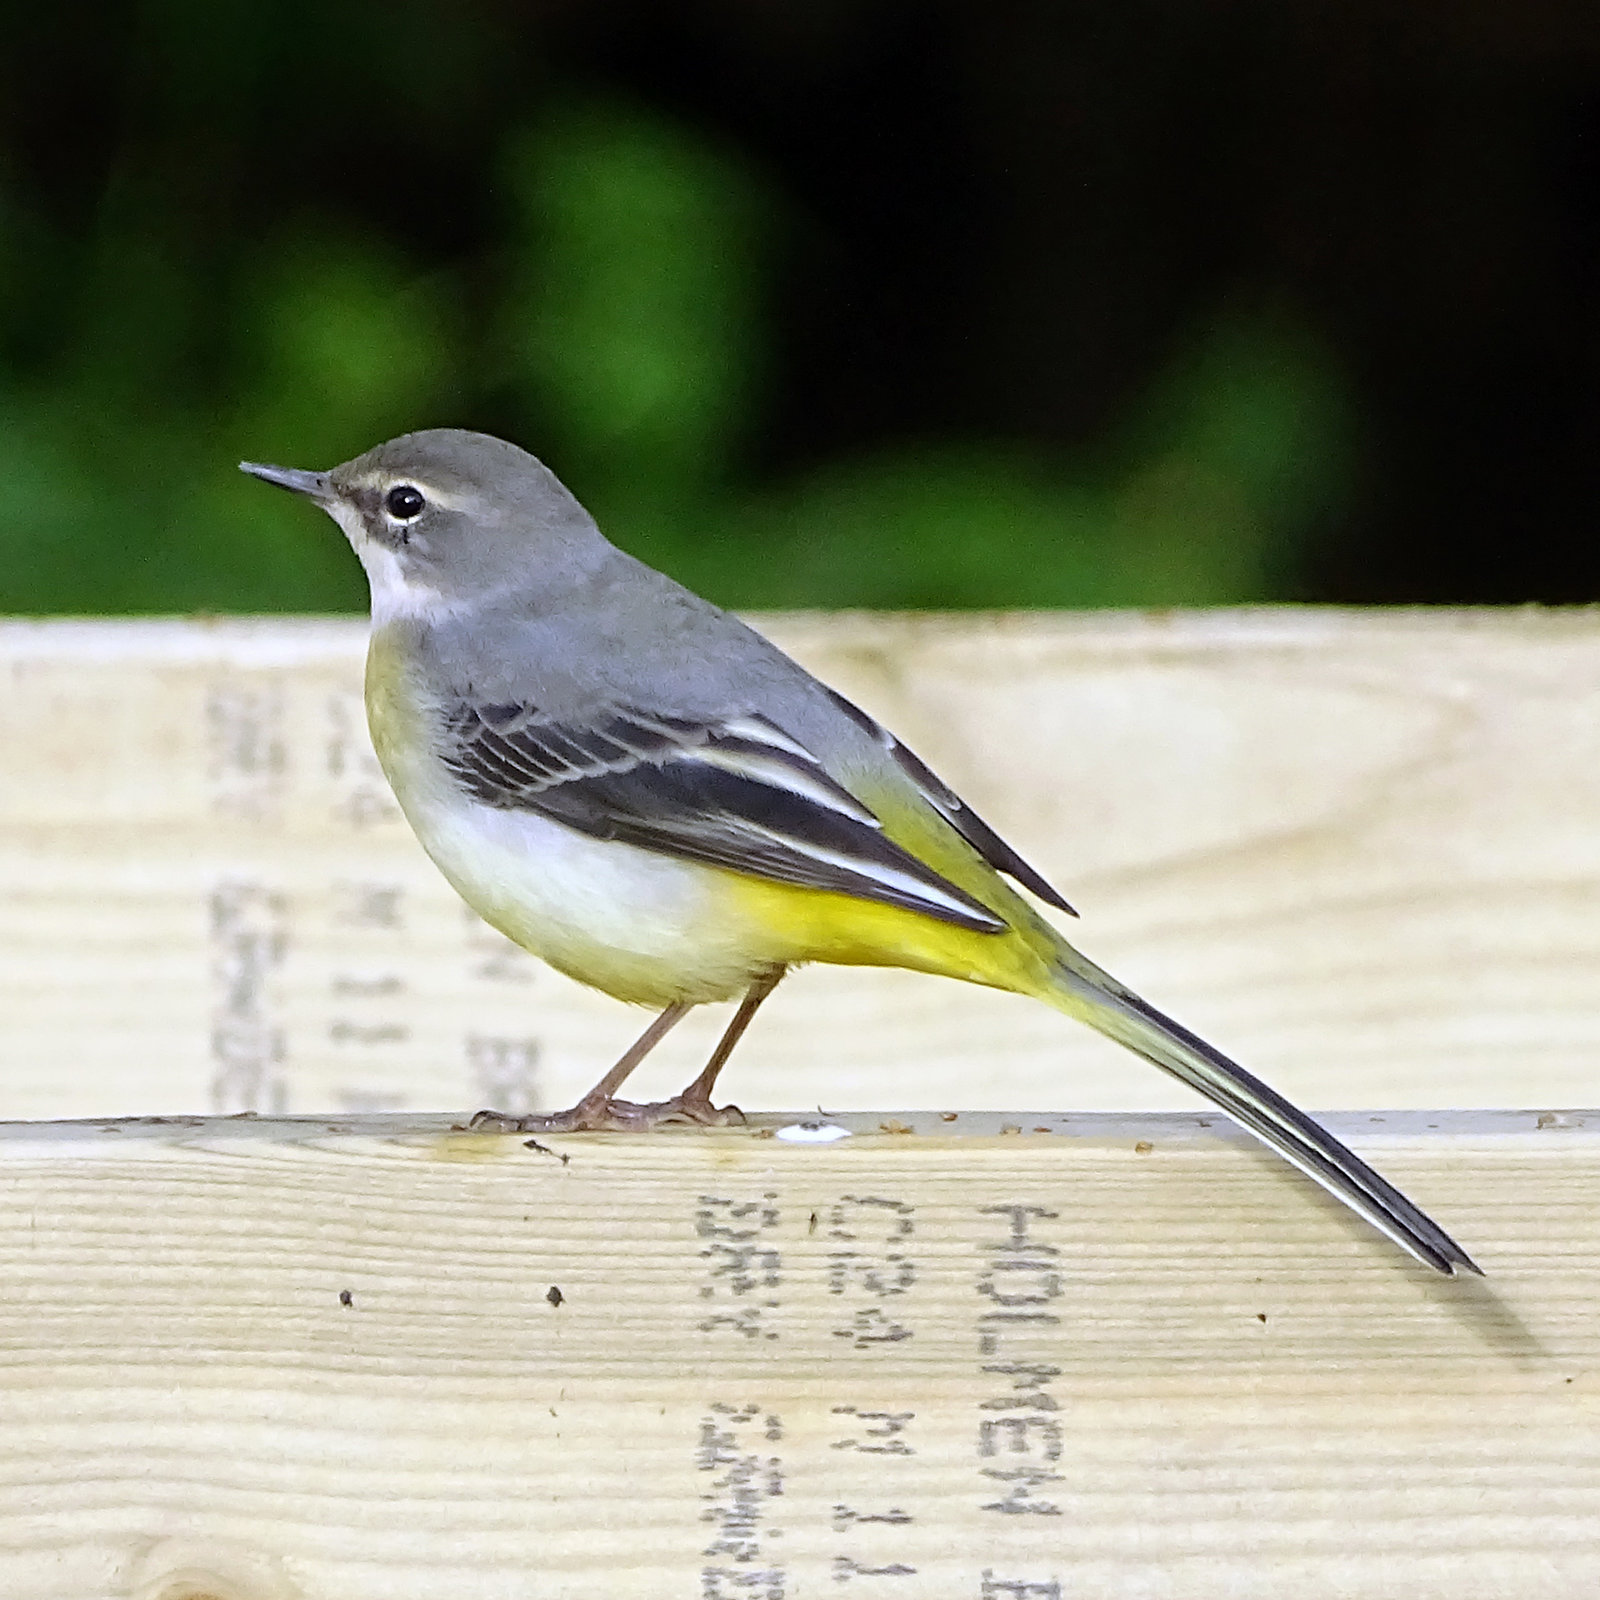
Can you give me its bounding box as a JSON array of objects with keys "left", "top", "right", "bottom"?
[
  {"left": 650, "top": 966, "right": 786, "bottom": 1126},
  {"left": 469, "top": 1000, "right": 693, "bottom": 1132}
]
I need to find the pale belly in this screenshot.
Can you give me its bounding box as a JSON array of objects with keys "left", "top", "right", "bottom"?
[{"left": 400, "top": 785, "right": 787, "bottom": 1007}]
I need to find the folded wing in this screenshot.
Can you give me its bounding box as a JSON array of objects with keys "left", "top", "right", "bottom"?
[
  {"left": 819, "top": 687, "right": 1076, "bottom": 916},
  {"left": 439, "top": 701, "right": 1010, "bottom": 932}
]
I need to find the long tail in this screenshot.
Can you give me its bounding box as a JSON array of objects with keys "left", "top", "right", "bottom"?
[{"left": 1048, "top": 952, "right": 1480, "bottom": 1276}]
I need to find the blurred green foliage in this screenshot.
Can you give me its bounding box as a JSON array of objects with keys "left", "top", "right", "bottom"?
[{"left": 0, "top": 99, "right": 1349, "bottom": 614}]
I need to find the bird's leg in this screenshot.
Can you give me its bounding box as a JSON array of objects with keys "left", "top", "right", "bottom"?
[
  {"left": 469, "top": 1000, "right": 694, "bottom": 1133},
  {"left": 468, "top": 966, "right": 785, "bottom": 1134},
  {"left": 649, "top": 966, "right": 787, "bottom": 1127}
]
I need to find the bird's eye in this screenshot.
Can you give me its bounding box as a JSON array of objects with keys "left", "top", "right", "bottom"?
[{"left": 385, "top": 484, "right": 426, "bottom": 520}]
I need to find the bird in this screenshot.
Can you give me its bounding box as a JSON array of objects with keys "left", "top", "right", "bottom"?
[{"left": 241, "top": 428, "right": 1478, "bottom": 1277}]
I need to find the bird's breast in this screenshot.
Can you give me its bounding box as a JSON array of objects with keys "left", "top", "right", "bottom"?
[{"left": 362, "top": 632, "right": 770, "bottom": 1006}]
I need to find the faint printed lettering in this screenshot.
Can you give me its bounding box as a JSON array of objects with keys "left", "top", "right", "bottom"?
[{"left": 209, "top": 881, "right": 288, "bottom": 1112}]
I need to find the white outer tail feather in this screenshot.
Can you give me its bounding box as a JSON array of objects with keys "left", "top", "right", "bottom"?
[{"left": 1051, "top": 954, "right": 1481, "bottom": 1277}]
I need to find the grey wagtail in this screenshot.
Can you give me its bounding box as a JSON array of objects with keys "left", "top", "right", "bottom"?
[{"left": 241, "top": 429, "right": 1478, "bottom": 1276}]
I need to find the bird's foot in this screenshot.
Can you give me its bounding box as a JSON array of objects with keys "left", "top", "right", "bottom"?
[
  {"left": 468, "top": 1094, "right": 746, "bottom": 1133},
  {"left": 639, "top": 1091, "right": 747, "bottom": 1129}
]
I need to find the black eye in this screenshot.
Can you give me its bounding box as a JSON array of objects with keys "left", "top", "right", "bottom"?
[{"left": 385, "top": 484, "right": 426, "bottom": 520}]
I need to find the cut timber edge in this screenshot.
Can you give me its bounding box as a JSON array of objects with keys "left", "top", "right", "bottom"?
[{"left": 0, "top": 1108, "right": 1595, "bottom": 1599}]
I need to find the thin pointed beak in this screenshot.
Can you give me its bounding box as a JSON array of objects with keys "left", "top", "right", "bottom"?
[{"left": 239, "top": 461, "right": 334, "bottom": 502}]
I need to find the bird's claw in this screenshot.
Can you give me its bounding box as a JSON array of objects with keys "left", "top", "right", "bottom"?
[{"left": 468, "top": 1096, "right": 746, "bottom": 1133}]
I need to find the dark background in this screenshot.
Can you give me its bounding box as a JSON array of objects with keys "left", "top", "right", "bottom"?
[{"left": 2, "top": 1, "right": 1597, "bottom": 613}]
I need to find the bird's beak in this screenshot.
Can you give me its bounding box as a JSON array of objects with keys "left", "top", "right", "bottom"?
[{"left": 239, "top": 461, "right": 334, "bottom": 502}]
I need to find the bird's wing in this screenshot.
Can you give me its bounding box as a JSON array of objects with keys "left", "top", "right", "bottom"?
[
  {"left": 439, "top": 700, "right": 1009, "bottom": 933},
  {"left": 818, "top": 687, "right": 1076, "bottom": 916}
]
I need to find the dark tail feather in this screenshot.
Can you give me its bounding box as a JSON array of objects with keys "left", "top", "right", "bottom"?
[{"left": 1050, "top": 956, "right": 1481, "bottom": 1277}]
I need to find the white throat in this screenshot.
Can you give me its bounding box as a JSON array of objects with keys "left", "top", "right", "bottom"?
[{"left": 325, "top": 500, "right": 462, "bottom": 625}]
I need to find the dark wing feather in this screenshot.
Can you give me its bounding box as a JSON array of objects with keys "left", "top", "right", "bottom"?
[
  {"left": 440, "top": 702, "right": 1008, "bottom": 933},
  {"left": 821, "top": 688, "right": 1077, "bottom": 916}
]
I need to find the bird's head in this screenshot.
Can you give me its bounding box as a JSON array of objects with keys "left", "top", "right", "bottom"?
[{"left": 241, "top": 428, "right": 606, "bottom": 620}]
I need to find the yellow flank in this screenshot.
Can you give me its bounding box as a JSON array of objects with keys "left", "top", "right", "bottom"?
[
  {"left": 717, "top": 869, "right": 1061, "bottom": 999},
  {"left": 716, "top": 751, "right": 1073, "bottom": 1003}
]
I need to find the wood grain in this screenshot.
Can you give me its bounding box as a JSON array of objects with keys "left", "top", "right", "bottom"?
[
  {"left": 2, "top": 609, "right": 1597, "bottom": 1120},
  {"left": 0, "top": 1110, "right": 1592, "bottom": 1599}
]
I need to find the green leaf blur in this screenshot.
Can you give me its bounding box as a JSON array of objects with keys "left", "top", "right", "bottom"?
[{"left": 0, "top": 100, "right": 1350, "bottom": 614}]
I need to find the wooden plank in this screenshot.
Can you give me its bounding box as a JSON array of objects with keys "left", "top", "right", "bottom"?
[
  {"left": 0, "top": 1110, "right": 1593, "bottom": 1599},
  {"left": 2, "top": 609, "right": 1598, "bottom": 1121}
]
